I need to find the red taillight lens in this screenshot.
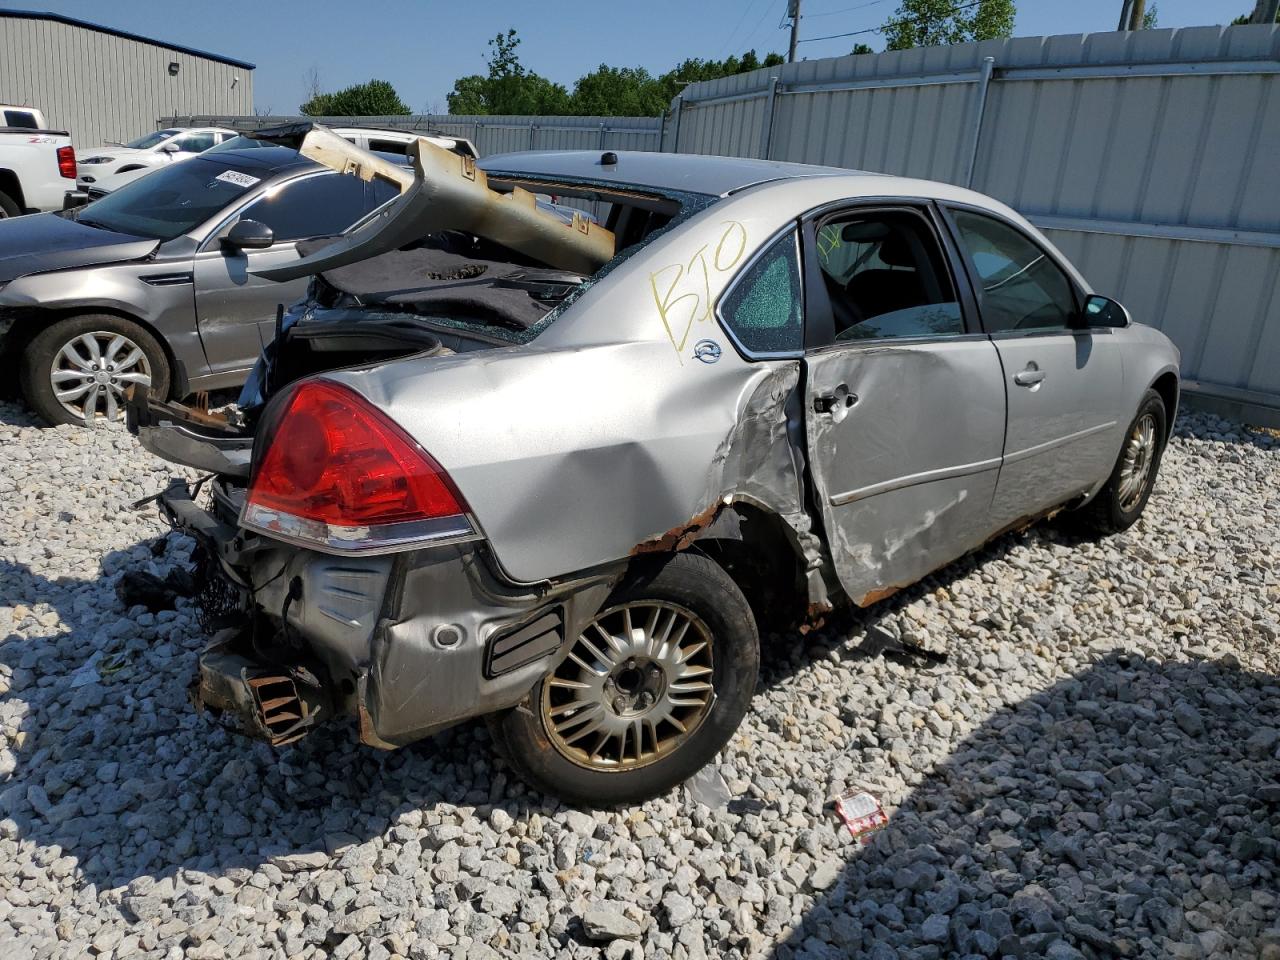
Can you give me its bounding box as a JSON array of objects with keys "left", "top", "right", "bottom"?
[
  {"left": 243, "top": 380, "right": 471, "bottom": 551},
  {"left": 56, "top": 145, "right": 76, "bottom": 179}
]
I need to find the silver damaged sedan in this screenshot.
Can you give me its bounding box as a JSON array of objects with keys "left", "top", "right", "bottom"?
[{"left": 133, "top": 127, "right": 1180, "bottom": 805}]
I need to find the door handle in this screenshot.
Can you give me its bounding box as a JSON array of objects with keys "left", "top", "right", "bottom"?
[
  {"left": 1014, "top": 364, "right": 1046, "bottom": 387},
  {"left": 814, "top": 384, "right": 859, "bottom": 415}
]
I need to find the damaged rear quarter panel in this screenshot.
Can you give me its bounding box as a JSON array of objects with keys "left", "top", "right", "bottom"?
[{"left": 325, "top": 182, "right": 860, "bottom": 585}]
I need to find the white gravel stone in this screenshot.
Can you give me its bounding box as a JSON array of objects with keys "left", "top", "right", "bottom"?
[{"left": 1, "top": 401, "right": 1278, "bottom": 960}]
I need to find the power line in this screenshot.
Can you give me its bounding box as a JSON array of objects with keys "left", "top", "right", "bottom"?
[
  {"left": 740, "top": 0, "right": 788, "bottom": 55},
  {"left": 718, "top": 0, "right": 770, "bottom": 59},
  {"left": 797, "top": 0, "right": 981, "bottom": 43},
  {"left": 804, "top": 0, "right": 893, "bottom": 19}
]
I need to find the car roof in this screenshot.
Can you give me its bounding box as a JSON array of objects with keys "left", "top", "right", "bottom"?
[
  {"left": 478, "top": 150, "right": 875, "bottom": 197},
  {"left": 186, "top": 144, "right": 411, "bottom": 176}
]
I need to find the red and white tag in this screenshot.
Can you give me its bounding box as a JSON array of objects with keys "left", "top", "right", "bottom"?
[{"left": 834, "top": 789, "right": 888, "bottom": 843}]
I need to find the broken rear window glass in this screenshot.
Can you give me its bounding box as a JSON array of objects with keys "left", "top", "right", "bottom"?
[{"left": 718, "top": 228, "right": 803, "bottom": 355}]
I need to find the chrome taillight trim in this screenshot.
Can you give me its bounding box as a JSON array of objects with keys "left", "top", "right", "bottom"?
[{"left": 240, "top": 503, "right": 480, "bottom": 556}]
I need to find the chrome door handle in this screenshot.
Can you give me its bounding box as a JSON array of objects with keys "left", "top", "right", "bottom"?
[{"left": 1014, "top": 365, "right": 1045, "bottom": 387}]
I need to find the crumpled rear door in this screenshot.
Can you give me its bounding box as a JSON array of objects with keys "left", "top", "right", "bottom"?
[{"left": 803, "top": 339, "right": 1006, "bottom": 605}]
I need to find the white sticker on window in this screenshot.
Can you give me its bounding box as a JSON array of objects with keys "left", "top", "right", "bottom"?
[{"left": 214, "top": 170, "right": 260, "bottom": 188}]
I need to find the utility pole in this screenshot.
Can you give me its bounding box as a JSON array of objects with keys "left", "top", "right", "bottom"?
[
  {"left": 1117, "top": 0, "right": 1134, "bottom": 30},
  {"left": 1127, "top": 0, "right": 1147, "bottom": 30},
  {"left": 1252, "top": 0, "right": 1280, "bottom": 23},
  {"left": 788, "top": 0, "right": 801, "bottom": 64}
]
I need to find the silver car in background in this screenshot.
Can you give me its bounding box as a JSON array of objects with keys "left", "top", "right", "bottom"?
[{"left": 135, "top": 131, "right": 1180, "bottom": 805}]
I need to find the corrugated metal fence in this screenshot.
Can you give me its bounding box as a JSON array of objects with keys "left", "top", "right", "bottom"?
[
  {"left": 670, "top": 24, "right": 1280, "bottom": 422},
  {"left": 165, "top": 23, "right": 1280, "bottom": 422},
  {"left": 163, "top": 113, "right": 664, "bottom": 158}
]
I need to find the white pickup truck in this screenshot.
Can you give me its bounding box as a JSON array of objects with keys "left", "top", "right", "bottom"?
[{"left": 0, "top": 106, "right": 76, "bottom": 217}]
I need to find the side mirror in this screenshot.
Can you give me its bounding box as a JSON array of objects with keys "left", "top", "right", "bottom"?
[
  {"left": 160, "top": 143, "right": 181, "bottom": 154},
  {"left": 223, "top": 219, "right": 274, "bottom": 251},
  {"left": 1081, "top": 294, "right": 1131, "bottom": 329}
]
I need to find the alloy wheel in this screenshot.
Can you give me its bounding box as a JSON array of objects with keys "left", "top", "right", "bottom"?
[
  {"left": 542, "top": 601, "right": 716, "bottom": 770},
  {"left": 1117, "top": 412, "right": 1158, "bottom": 511},
  {"left": 49, "top": 331, "right": 151, "bottom": 423}
]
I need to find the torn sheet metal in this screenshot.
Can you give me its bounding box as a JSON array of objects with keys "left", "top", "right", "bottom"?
[{"left": 246, "top": 123, "right": 615, "bottom": 281}]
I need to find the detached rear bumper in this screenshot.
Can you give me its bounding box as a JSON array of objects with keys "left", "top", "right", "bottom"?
[
  {"left": 191, "top": 629, "right": 330, "bottom": 746},
  {"left": 152, "top": 478, "right": 618, "bottom": 751}
]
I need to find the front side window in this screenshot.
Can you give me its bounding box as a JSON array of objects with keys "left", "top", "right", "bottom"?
[
  {"left": 240, "top": 174, "right": 400, "bottom": 242},
  {"left": 815, "top": 209, "right": 963, "bottom": 343},
  {"left": 949, "top": 210, "right": 1078, "bottom": 333},
  {"left": 718, "top": 229, "right": 804, "bottom": 355}
]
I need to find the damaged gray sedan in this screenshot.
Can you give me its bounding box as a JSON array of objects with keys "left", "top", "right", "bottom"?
[{"left": 131, "top": 126, "right": 1180, "bottom": 804}]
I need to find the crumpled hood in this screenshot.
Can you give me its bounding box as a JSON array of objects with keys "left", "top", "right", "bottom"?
[{"left": 0, "top": 213, "right": 159, "bottom": 286}]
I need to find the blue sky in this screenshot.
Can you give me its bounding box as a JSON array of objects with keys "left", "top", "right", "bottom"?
[{"left": 6, "top": 0, "right": 1257, "bottom": 114}]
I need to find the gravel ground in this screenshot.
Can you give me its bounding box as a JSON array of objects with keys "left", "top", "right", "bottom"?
[{"left": 0, "top": 399, "right": 1277, "bottom": 960}]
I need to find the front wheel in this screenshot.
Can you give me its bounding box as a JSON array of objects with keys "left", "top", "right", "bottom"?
[
  {"left": 1073, "top": 388, "right": 1167, "bottom": 535},
  {"left": 20, "top": 314, "right": 170, "bottom": 426},
  {"left": 492, "top": 552, "right": 759, "bottom": 806}
]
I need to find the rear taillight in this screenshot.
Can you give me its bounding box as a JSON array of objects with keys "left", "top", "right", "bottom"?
[
  {"left": 56, "top": 145, "right": 76, "bottom": 179},
  {"left": 242, "top": 380, "right": 474, "bottom": 553}
]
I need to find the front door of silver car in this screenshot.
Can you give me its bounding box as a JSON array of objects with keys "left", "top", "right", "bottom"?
[
  {"left": 943, "top": 207, "right": 1124, "bottom": 526},
  {"left": 192, "top": 172, "right": 400, "bottom": 378},
  {"left": 798, "top": 203, "right": 1007, "bottom": 605}
]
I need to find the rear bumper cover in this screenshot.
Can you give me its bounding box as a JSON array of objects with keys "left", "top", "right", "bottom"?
[{"left": 155, "top": 479, "right": 619, "bottom": 750}]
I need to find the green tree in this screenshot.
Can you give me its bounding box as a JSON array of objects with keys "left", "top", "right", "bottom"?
[
  {"left": 1143, "top": 2, "right": 1159, "bottom": 28},
  {"left": 300, "top": 79, "right": 411, "bottom": 116},
  {"left": 570, "top": 65, "right": 668, "bottom": 117},
  {"left": 882, "top": 0, "right": 1015, "bottom": 51},
  {"left": 851, "top": 43, "right": 876, "bottom": 55},
  {"left": 447, "top": 32, "right": 788, "bottom": 117},
  {"left": 447, "top": 30, "right": 570, "bottom": 115},
  {"left": 1234, "top": 5, "right": 1279, "bottom": 22}
]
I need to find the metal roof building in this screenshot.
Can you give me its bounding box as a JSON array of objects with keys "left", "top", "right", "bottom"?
[{"left": 0, "top": 9, "right": 254, "bottom": 148}]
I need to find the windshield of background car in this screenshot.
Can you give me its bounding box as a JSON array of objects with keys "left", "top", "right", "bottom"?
[
  {"left": 205, "top": 135, "right": 275, "bottom": 154},
  {"left": 125, "top": 130, "right": 179, "bottom": 149},
  {"left": 75, "top": 158, "right": 263, "bottom": 241}
]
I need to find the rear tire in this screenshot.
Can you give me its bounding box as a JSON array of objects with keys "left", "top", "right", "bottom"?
[
  {"left": 493, "top": 552, "right": 759, "bottom": 807},
  {"left": 1072, "top": 388, "right": 1167, "bottom": 535},
  {"left": 20, "top": 314, "right": 170, "bottom": 426},
  {"left": 0, "top": 190, "right": 20, "bottom": 218}
]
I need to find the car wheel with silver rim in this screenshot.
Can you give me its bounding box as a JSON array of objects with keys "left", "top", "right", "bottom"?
[
  {"left": 20, "top": 314, "right": 170, "bottom": 427},
  {"left": 1073, "top": 387, "right": 1168, "bottom": 535},
  {"left": 493, "top": 553, "right": 759, "bottom": 806}
]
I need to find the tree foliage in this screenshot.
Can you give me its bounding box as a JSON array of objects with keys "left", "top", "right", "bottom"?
[
  {"left": 882, "top": 0, "right": 1016, "bottom": 51},
  {"left": 1234, "top": 5, "right": 1279, "bottom": 23},
  {"left": 446, "top": 30, "right": 784, "bottom": 117},
  {"left": 300, "top": 79, "right": 411, "bottom": 116}
]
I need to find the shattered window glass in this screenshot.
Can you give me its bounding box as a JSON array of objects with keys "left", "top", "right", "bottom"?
[{"left": 719, "top": 229, "right": 803, "bottom": 355}]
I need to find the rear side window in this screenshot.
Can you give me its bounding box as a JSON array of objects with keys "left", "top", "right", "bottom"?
[
  {"left": 242, "top": 174, "right": 400, "bottom": 242},
  {"left": 3, "top": 109, "right": 38, "bottom": 129},
  {"left": 718, "top": 229, "right": 804, "bottom": 356},
  {"left": 949, "top": 210, "right": 1078, "bottom": 332},
  {"left": 367, "top": 138, "right": 409, "bottom": 156},
  {"left": 815, "top": 209, "right": 962, "bottom": 343}
]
